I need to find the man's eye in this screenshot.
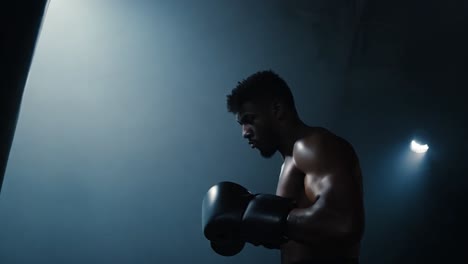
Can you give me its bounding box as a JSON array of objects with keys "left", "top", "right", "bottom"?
[
  {"left": 245, "top": 116, "right": 255, "bottom": 123},
  {"left": 238, "top": 114, "right": 256, "bottom": 125}
]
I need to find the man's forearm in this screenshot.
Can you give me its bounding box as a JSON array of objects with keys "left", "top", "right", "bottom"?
[{"left": 285, "top": 201, "right": 359, "bottom": 246}]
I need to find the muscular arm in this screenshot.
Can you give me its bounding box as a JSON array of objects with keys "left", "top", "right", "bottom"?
[{"left": 285, "top": 134, "right": 364, "bottom": 247}]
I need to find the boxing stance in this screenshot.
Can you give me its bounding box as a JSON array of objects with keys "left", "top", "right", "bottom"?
[{"left": 202, "top": 71, "right": 365, "bottom": 264}]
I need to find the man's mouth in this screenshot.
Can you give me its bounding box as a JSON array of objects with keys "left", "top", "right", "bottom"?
[{"left": 248, "top": 141, "right": 257, "bottom": 148}]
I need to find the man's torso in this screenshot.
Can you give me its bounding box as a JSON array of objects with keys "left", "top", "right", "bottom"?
[{"left": 276, "top": 128, "right": 363, "bottom": 264}]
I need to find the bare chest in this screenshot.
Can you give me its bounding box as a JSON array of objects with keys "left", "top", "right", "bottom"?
[{"left": 276, "top": 159, "right": 317, "bottom": 208}]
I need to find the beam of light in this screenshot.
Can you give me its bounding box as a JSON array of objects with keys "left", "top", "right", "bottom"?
[{"left": 411, "top": 140, "right": 429, "bottom": 154}]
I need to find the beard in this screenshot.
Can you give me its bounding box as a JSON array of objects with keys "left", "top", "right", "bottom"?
[
  {"left": 257, "top": 131, "right": 279, "bottom": 159},
  {"left": 259, "top": 146, "right": 277, "bottom": 158}
]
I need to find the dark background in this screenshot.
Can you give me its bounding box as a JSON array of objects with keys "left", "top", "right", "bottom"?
[{"left": 1, "top": 0, "right": 467, "bottom": 263}]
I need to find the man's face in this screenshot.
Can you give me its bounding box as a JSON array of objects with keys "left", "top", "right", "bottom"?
[{"left": 236, "top": 102, "right": 278, "bottom": 158}]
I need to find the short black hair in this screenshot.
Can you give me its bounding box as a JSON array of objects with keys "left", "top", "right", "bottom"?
[{"left": 226, "top": 70, "right": 296, "bottom": 114}]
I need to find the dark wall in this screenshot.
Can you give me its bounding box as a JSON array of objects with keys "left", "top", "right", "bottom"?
[
  {"left": 336, "top": 0, "right": 468, "bottom": 262},
  {"left": 0, "top": 0, "right": 49, "bottom": 192}
]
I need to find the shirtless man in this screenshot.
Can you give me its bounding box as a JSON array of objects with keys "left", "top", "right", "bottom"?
[{"left": 202, "top": 70, "right": 365, "bottom": 264}]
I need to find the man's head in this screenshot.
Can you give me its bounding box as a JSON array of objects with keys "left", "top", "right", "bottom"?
[{"left": 226, "top": 70, "right": 298, "bottom": 158}]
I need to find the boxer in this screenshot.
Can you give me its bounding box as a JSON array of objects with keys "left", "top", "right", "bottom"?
[{"left": 202, "top": 70, "right": 365, "bottom": 264}]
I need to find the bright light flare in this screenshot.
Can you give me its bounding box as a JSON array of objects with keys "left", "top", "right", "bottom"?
[{"left": 410, "top": 140, "right": 429, "bottom": 153}]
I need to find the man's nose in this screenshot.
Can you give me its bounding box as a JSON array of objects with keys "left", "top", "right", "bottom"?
[{"left": 242, "top": 125, "right": 253, "bottom": 139}]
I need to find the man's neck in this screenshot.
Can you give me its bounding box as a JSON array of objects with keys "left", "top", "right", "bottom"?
[{"left": 278, "top": 120, "right": 310, "bottom": 159}]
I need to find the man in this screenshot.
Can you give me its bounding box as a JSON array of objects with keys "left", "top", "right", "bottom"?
[{"left": 202, "top": 70, "right": 365, "bottom": 264}]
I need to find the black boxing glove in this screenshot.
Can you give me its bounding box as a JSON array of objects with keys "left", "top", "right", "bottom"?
[
  {"left": 241, "top": 193, "right": 295, "bottom": 248},
  {"left": 209, "top": 240, "right": 245, "bottom": 257},
  {"left": 202, "top": 182, "right": 250, "bottom": 256},
  {"left": 202, "top": 181, "right": 295, "bottom": 254}
]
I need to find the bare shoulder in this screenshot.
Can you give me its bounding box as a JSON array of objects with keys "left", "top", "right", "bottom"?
[{"left": 293, "top": 127, "right": 356, "bottom": 172}]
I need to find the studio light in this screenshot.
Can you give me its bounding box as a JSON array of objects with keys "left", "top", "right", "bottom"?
[{"left": 410, "top": 140, "right": 429, "bottom": 154}]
